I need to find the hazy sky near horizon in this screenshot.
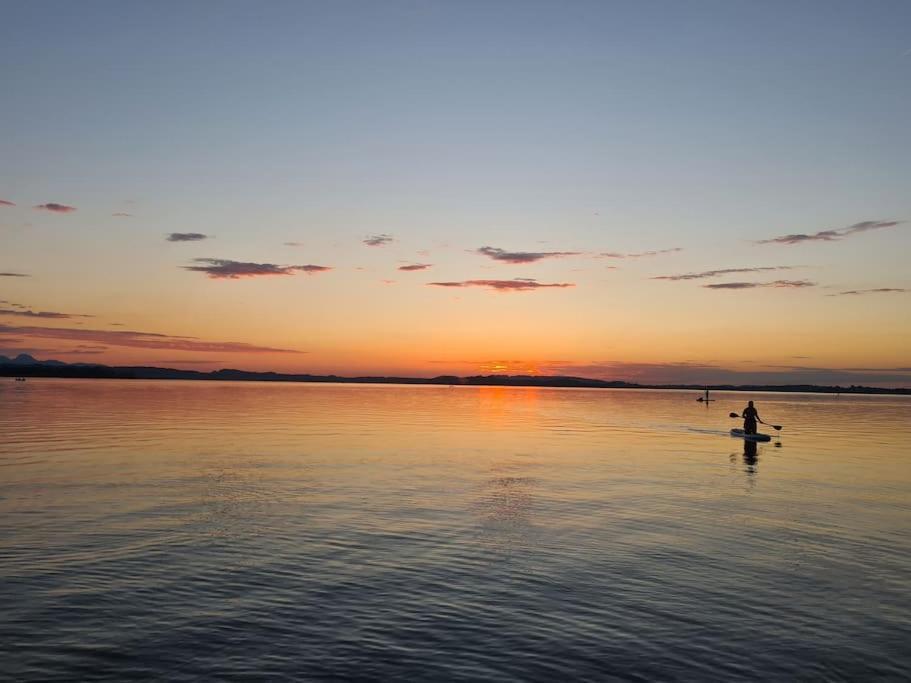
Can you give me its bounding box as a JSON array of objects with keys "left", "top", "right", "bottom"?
[{"left": 2, "top": 1, "right": 910, "bottom": 386}]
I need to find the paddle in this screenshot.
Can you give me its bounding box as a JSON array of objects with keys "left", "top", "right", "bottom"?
[{"left": 729, "top": 412, "right": 783, "bottom": 431}]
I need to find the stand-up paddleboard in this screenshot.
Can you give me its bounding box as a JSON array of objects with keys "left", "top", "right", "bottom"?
[
  {"left": 697, "top": 398, "right": 715, "bottom": 402},
  {"left": 731, "top": 429, "right": 771, "bottom": 442}
]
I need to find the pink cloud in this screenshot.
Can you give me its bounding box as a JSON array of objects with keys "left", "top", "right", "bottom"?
[{"left": 0, "top": 323, "right": 304, "bottom": 353}]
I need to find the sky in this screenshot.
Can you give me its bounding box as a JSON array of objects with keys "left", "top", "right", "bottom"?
[{"left": 2, "top": 0, "right": 910, "bottom": 386}]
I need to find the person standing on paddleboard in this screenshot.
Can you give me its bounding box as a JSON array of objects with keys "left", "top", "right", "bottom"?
[{"left": 741, "top": 401, "right": 760, "bottom": 435}]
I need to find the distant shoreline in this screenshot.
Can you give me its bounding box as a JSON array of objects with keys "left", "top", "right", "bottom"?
[{"left": 2, "top": 362, "right": 908, "bottom": 395}]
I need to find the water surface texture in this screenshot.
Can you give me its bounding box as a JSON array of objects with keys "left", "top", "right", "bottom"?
[{"left": 2, "top": 380, "right": 909, "bottom": 680}]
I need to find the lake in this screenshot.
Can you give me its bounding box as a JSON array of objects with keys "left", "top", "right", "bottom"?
[{"left": 1, "top": 379, "right": 909, "bottom": 680}]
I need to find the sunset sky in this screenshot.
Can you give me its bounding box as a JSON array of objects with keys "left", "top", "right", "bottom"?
[{"left": 2, "top": 1, "right": 909, "bottom": 386}]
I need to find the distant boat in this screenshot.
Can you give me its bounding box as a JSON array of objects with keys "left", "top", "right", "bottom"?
[{"left": 14, "top": 377, "right": 26, "bottom": 382}]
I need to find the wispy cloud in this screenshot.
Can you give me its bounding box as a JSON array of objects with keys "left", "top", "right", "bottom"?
[
  {"left": 284, "top": 241, "right": 303, "bottom": 247},
  {"left": 0, "top": 308, "right": 93, "bottom": 320},
  {"left": 0, "top": 272, "right": 30, "bottom": 277},
  {"left": 828, "top": 288, "right": 907, "bottom": 296},
  {"left": 0, "top": 200, "right": 15, "bottom": 207},
  {"left": 112, "top": 212, "right": 133, "bottom": 217},
  {"left": 398, "top": 263, "right": 432, "bottom": 271},
  {"left": 428, "top": 278, "right": 575, "bottom": 292},
  {"left": 167, "top": 232, "right": 210, "bottom": 242},
  {"left": 703, "top": 280, "right": 816, "bottom": 290},
  {"left": 600, "top": 248, "right": 683, "bottom": 259},
  {"left": 183, "top": 258, "right": 331, "bottom": 279},
  {"left": 550, "top": 360, "right": 911, "bottom": 387},
  {"left": 653, "top": 266, "right": 797, "bottom": 281},
  {"left": 757, "top": 220, "right": 901, "bottom": 245},
  {"left": 157, "top": 359, "right": 225, "bottom": 365},
  {"left": 475, "top": 246, "right": 582, "bottom": 264},
  {"left": 34, "top": 203, "right": 76, "bottom": 213},
  {"left": 0, "top": 323, "right": 305, "bottom": 353},
  {"left": 364, "top": 234, "right": 394, "bottom": 247}
]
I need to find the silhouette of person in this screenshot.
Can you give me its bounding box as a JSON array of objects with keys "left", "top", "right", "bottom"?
[{"left": 741, "top": 400, "right": 760, "bottom": 435}]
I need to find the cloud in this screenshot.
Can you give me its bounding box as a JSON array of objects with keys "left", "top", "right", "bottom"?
[
  {"left": 34, "top": 203, "right": 76, "bottom": 213},
  {"left": 653, "top": 266, "right": 797, "bottom": 281},
  {"left": 0, "top": 308, "right": 93, "bottom": 320},
  {"left": 0, "top": 323, "right": 304, "bottom": 353},
  {"left": 828, "top": 288, "right": 907, "bottom": 296},
  {"left": 112, "top": 212, "right": 133, "bottom": 217},
  {"left": 284, "top": 241, "right": 303, "bottom": 247},
  {"left": 600, "top": 248, "right": 683, "bottom": 259},
  {"left": 157, "top": 359, "right": 225, "bottom": 365},
  {"left": 398, "top": 263, "right": 432, "bottom": 271},
  {"left": 550, "top": 360, "right": 911, "bottom": 387},
  {"left": 475, "top": 246, "right": 582, "bottom": 264},
  {"left": 167, "top": 232, "right": 210, "bottom": 242},
  {"left": 0, "top": 200, "right": 15, "bottom": 207},
  {"left": 704, "top": 280, "right": 816, "bottom": 290},
  {"left": 0, "top": 272, "right": 29, "bottom": 277},
  {"left": 428, "top": 278, "right": 575, "bottom": 292},
  {"left": 757, "top": 220, "right": 901, "bottom": 245},
  {"left": 363, "top": 234, "right": 394, "bottom": 247},
  {"left": 183, "top": 258, "right": 331, "bottom": 279}
]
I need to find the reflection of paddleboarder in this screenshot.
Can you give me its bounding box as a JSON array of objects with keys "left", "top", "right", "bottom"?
[{"left": 741, "top": 400, "right": 760, "bottom": 435}]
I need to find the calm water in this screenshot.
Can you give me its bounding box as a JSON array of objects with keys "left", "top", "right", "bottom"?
[{"left": 1, "top": 380, "right": 909, "bottom": 681}]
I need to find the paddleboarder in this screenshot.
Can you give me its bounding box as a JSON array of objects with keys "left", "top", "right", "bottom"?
[{"left": 741, "top": 400, "right": 760, "bottom": 435}]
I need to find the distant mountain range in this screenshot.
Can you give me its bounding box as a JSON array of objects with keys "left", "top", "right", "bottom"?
[{"left": 1, "top": 354, "right": 908, "bottom": 394}]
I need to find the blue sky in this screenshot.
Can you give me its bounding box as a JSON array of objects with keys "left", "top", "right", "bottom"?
[{"left": 2, "top": 1, "right": 910, "bottom": 385}]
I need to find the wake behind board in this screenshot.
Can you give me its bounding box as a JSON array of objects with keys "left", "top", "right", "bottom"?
[{"left": 730, "top": 429, "right": 771, "bottom": 442}]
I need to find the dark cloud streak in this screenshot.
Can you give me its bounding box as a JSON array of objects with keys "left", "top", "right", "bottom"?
[
  {"left": 0, "top": 308, "right": 93, "bottom": 320},
  {"left": 828, "top": 288, "right": 907, "bottom": 296},
  {"left": 654, "top": 266, "right": 797, "bottom": 281},
  {"left": 757, "top": 220, "right": 901, "bottom": 245},
  {"left": 184, "top": 259, "right": 332, "bottom": 279},
  {"left": 167, "top": 233, "right": 210, "bottom": 242},
  {"left": 363, "top": 234, "right": 394, "bottom": 247},
  {"left": 428, "top": 278, "right": 574, "bottom": 292},
  {"left": 600, "top": 248, "right": 682, "bottom": 259},
  {"left": 704, "top": 280, "right": 816, "bottom": 290},
  {"left": 476, "top": 246, "right": 582, "bottom": 264},
  {"left": 34, "top": 203, "right": 76, "bottom": 213}
]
